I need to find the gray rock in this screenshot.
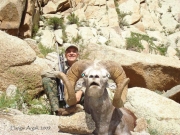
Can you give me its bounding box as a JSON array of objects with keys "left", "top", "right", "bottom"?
[
  {"left": 59, "top": 112, "right": 95, "bottom": 134},
  {"left": 125, "top": 87, "right": 180, "bottom": 135}
]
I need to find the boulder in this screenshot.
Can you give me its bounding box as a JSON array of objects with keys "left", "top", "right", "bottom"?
[
  {"left": 140, "top": 2, "right": 162, "bottom": 31},
  {"left": 59, "top": 112, "right": 95, "bottom": 134},
  {"left": 0, "top": 31, "right": 36, "bottom": 70},
  {"left": 125, "top": 87, "right": 180, "bottom": 135},
  {"left": 0, "top": 114, "right": 60, "bottom": 135},
  {"left": 0, "top": 110, "right": 95, "bottom": 135},
  {"left": 0, "top": 0, "right": 41, "bottom": 38},
  {"left": 43, "top": 1, "right": 57, "bottom": 14},
  {"left": 39, "top": 30, "right": 55, "bottom": 48},
  {"left": 0, "top": 0, "right": 26, "bottom": 29},
  {"left": 160, "top": 13, "right": 178, "bottom": 32},
  {"left": 0, "top": 31, "right": 42, "bottom": 94},
  {"left": 106, "top": 0, "right": 119, "bottom": 27},
  {"left": 87, "top": 44, "right": 180, "bottom": 91},
  {"left": 65, "top": 24, "right": 79, "bottom": 41}
]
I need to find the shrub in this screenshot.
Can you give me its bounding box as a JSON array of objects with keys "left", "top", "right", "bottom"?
[
  {"left": 28, "top": 98, "right": 51, "bottom": 115},
  {"left": 126, "top": 32, "right": 168, "bottom": 55},
  {"left": 72, "top": 34, "right": 82, "bottom": 44},
  {"left": 0, "top": 90, "right": 31, "bottom": 110},
  {"left": 38, "top": 43, "right": 55, "bottom": 56},
  {"left": 0, "top": 92, "right": 16, "bottom": 109},
  {"left": 114, "top": 0, "right": 130, "bottom": 28},
  {"left": 126, "top": 32, "right": 145, "bottom": 52},
  {"left": 156, "top": 44, "right": 168, "bottom": 56},
  {"left": 67, "top": 13, "right": 80, "bottom": 26},
  {"left": 0, "top": 89, "right": 31, "bottom": 110},
  {"left": 47, "top": 17, "right": 64, "bottom": 30},
  {"left": 0, "top": 90, "right": 51, "bottom": 115}
]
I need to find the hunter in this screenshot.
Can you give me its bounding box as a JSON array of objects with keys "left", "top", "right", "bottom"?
[{"left": 42, "top": 44, "right": 85, "bottom": 115}]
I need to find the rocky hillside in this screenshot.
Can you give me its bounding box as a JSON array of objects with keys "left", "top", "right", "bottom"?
[{"left": 0, "top": 0, "right": 180, "bottom": 135}]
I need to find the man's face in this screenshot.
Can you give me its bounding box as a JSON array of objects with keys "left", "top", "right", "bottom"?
[{"left": 65, "top": 47, "right": 79, "bottom": 63}]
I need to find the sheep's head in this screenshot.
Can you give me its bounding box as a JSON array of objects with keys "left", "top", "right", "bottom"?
[{"left": 82, "top": 62, "right": 110, "bottom": 97}]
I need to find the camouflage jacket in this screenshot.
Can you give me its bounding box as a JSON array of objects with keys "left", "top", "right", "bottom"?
[{"left": 41, "top": 60, "right": 85, "bottom": 93}]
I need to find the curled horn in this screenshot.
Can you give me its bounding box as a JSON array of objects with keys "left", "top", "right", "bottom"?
[
  {"left": 56, "top": 60, "right": 129, "bottom": 108},
  {"left": 62, "top": 60, "right": 92, "bottom": 106},
  {"left": 100, "top": 60, "right": 130, "bottom": 108},
  {"left": 54, "top": 71, "right": 76, "bottom": 106}
]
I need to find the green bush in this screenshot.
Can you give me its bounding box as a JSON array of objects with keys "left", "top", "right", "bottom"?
[
  {"left": 28, "top": 98, "right": 51, "bottom": 115},
  {"left": 126, "top": 32, "right": 168, "bottom": 55},
  {"left": 72, "top": 34, "right": 82, "bottom": 44},
  {"left": 0, "top": 89, "right": 31, "bottom": 110},
  {"left": 38, "top": 43, "right": 55, "bottom": 56},
  {"left": 126, "top": 32, "right": 145, "bottom": 52},
  {"left": 67, "top": 13, "right": 80, "bottom": 26},
  {"left": 0, "top": 92, "right": 16, "bottom": 109},
  {"left": 114, "top": 0, "right": 130, "bottom": 28},
  {"left": 47, "top": 17, "right": 64, "bottom": 30},
  {"left": 156, "top": 44, "right": 168, "bottom": 55},
  {"left": 0, "top": 90, "right": 51, "bottom": 115}
]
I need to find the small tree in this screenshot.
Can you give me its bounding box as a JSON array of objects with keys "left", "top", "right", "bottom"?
[
  {"left": 67, "top": 13, "right": 80, "bottom": 26},
  {"left": 126, "top": 32, "right": 168, "bottom": 55},
  {"left": 47, "top": 17, "right": 64, "bottom": 30}
]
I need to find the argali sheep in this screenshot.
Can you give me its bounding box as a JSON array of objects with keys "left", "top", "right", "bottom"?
[{"left": 55, "top": 60, "right": 136, "bottom": 135}]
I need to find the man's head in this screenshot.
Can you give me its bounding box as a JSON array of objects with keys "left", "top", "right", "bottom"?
[{"left": 65, "top": 45, "right": 79, "bottom": 66}]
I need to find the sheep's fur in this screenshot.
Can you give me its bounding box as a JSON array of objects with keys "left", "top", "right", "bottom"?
[
  {"left": 55, "top": 60, "right": 136, "bottom": 134},
  {"left": 82, "top": 63, "right": 136, "bottom": 135}
]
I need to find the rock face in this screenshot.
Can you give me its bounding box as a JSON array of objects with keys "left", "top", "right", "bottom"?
[
  {"left": 87, "top": 44, "right": 180, "bottom": 91},
  {"left": 0, "top": 31, "right": 43, "bottom": 94},
  {"left": 0, "top": 114, "right": 60, "bottom": 135},
  {"left": 0, "top": 0, "right": 26, "bottom": 29},
  {"left": 59, "top": 112, "right": 95, "bottom": 134},
  {"left": 0, "top": 0, "right": 41, "bottom": 38},
  {"left": 125, "top": 87, "right": 180, "bottom": 135},
  {"left": 0, "top": 0, "right": 180, "bottom": 134},
  {"left": 1, "top": 87, "right": 180, "bottom": 135},
  {"left": 0, "top": 111, "right": 95, "bottom": 135}
]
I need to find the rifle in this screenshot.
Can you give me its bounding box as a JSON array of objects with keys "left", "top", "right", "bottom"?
[{"left": 55, "top": 42, "right": 65, "bottom": 102}]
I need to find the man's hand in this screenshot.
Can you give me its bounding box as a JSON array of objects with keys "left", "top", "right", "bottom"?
[{"left": 75, "top": 90, "right": 83, "bottom": 103}]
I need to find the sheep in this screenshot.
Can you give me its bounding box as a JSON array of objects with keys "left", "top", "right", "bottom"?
[{"left": 55, "top": 60, "right": 136, "bottom": 134}]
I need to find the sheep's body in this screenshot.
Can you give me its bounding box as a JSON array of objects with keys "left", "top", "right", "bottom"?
[
  {"left": 82, "top": 63, "right": 136, "bottom": 135},
  {"left": 55, "top": 60, "right": 136, "bottom": 134},
  {"left": 84, "top": 90, "right": 135, "bottom": 135}
]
